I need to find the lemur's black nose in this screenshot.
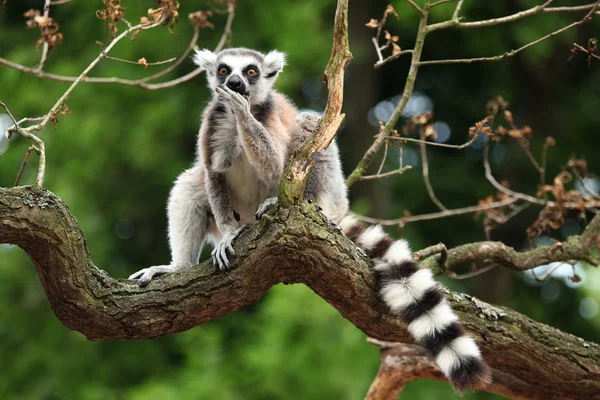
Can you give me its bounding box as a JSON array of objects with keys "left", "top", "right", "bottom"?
[{"left": 226, "top": 75, "right": 245, "bottom": 94}]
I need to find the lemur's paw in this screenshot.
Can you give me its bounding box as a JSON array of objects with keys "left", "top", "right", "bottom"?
[
  {"left": 211, "top": 224, "right": 248, "bottom": 271},
  {"left": 128, "top": 265, "right": 178, "bottom": 286},
  {"left": 216, "top": 85, "right": 250, "bottom": 115},
  {"left": 255, "top": 197, "right": 277, "bottom": 220}
]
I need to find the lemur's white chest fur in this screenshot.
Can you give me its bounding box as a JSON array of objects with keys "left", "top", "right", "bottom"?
[{"left": 226, "top": 152, "right": 277, "bottom": 224}]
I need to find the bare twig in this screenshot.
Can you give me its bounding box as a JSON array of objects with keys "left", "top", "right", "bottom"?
[
  {"left": 105, "top": 55, "right": 177, "bottom": 66},
  {"left": 422, "top": 2, "right": 600, "bottom": 65},
  {"left": 531, "top": 262, "right": 564, "bottom": 282},
  {"left": 371, "top": 37, "right": 385, "bottom": 63},
  {"left": 414, "top": 242, "right": 447, "bottom": 261},
  {"left": 452, "top": 0, "right": 465, "bottom": 20},
  {"left": 359, "top": 166, "right": 412, "bottom": 182},
  {"left": 49, "top": 0, "right": 73, "bottom": 5},
  {"left": 388, "top": 133, "right": 477, "bottom": 149},
  {"left": 420, "top": 129, "right": 447, "bottom": 211},
  {"left": 347, "top": 11, "right": 430, "bottom": 186},
  {"left": 0, "top": 101, "right": 19, "bottom": 128},
  {"left": 447, "top": 263, "right": 497, "bottom": 279},
  {"left": 0, "top": 4, "right": 236, "bottom": 90},
  {"left": 14, "top": 146, "right": 40, "bottom": 187},
  {"left": 352, "top": 197, "right": 519, "bottom": 226},
  {"left": 483, "top": 143, "right": 546, "bottom": 206},
  {"left": 429, "top": 0, "right": 458, "bottom": 9},
  {"left": 37, "top": 0, "right": 52, "bottom": 70},
  {"left": 404, "top": 0, "right": 424, "bottom": 16},
  {"left": 374, "top": 49, "right": 414, "bottom": 69},
  {"left": 376, "top": 140, "right": 388, "bottom": 175},
  {"left": 428, "top": 0, "right": 595, "bottom": 32}
]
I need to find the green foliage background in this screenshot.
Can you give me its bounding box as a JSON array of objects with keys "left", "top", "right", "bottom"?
[{"left": 1, "top": 1, "right": 599, "bottom": 399}]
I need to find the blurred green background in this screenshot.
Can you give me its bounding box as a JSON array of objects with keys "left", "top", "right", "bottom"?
[{"left": 1, "top": 1, "right": 600, "bottom": 399}]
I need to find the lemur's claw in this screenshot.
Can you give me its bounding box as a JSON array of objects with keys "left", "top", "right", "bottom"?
[
  {"left": 212, "top": 224, "right": 248, "bottom": 271},
  {"left": 128, "top": 265, "right": 178, "bottom": 286},
  {"left": 255, "top": 197, "right": 277, "bottom": 220}
]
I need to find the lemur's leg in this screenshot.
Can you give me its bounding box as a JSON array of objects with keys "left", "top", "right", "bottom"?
[
  {"left": 205, "top": 171, "right": 241, "bottom": 270},
  {"left": 215, "top": 86, "right": 285, "bottom": 184},
  {"left": 129, "top": 167, "right": 210, "bottom": 285}
]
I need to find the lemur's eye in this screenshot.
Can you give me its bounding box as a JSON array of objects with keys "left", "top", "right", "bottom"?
[
  {"left": 218, "top": 68, "right": 229, "bottom": 76},
  {"left": 246, "top": 69, "right": 258, "bottom": 77}
]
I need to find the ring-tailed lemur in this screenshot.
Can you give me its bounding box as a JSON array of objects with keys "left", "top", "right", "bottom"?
[{"left": 128, "top": 48, "right": 491, "bottom": 391}]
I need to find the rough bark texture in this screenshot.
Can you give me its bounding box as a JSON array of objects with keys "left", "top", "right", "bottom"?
[{"left": 1, "top": 186, "right": 600, "bottom": 399}]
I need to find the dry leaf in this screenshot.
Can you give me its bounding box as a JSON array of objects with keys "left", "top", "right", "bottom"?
[{"left": 365, "top": 18, "right": 378, "bottom": 29}]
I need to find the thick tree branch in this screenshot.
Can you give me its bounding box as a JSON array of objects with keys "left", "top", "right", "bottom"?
[
  {"left": 279, "top": 0, "right": 351, "bottom": 204},
  {"left": 1, "top": 186, "right": 599, "bottom": 399},
  {"left": 418, "top": 213, "right": 600, "bottom": 276}
]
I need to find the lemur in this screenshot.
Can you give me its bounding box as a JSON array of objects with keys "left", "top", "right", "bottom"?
[{"left": 128, "top": 48, "right": 491, "bottom": 391}]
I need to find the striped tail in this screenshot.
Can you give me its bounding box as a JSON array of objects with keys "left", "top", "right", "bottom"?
[{"left": 339, "top": 216, "right": 492, "bottom": 392}]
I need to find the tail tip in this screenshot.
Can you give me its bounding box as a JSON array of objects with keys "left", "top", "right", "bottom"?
[{"left": 450, "top": 358, "right": 492, "bottom": 393}]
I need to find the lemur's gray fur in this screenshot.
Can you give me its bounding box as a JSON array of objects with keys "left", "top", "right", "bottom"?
[
  {"left": 129, "top": 47, "right": 348, "bottom": 281},
  {"left": 128, "top": 48, "right": 490, "bottom": 391}
]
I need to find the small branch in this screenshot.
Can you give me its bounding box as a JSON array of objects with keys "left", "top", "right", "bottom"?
[
  {"left": 14, "top": 146, "right": 40, "bottom": 187},
  {"left": 373, "top": 49, "right": 413, "bottom": 69},
  {"left": 0, "top": 100, "right": 19, "bottom": 128},
  {"left": 388, "top": 133, "right": 477, "bottom": 149},
  {"left": 0, "top": 4, "right": 236, "bottom": 90},
  {"left": 447, "top": 263, "right": 497, "bottom": 280},
  {"left": 532, "top": 262, "right": 564, "bottom": 282},
  {"left": 429, "top": 0, "right": 458, "bottom": 9},
  {"left": 413, "top": 242, "right": 447, "bottom": 261},
  {"left": 404, "top": 0, "right": 425, "bottom": 16},
  {"left": 423, "top": 2, "right": 600, "bottom": 64},
  {"left": 347, "top": 11, "right": 430, "bottom": 186},
  {"left": 452, "top": 0, "right": 465, "bottom": 19},
  {"left": 137, "top": 25, "right": 201, "bottom": 84},
  {"left": 428, "top": 0, "right": 595, "bottom": 32},
  {"left": 372, "top": 37, "right": 384, "bottom": 63},
  {"left": 105, "top": 55, "right": 177, "bottom": 66},
  {"left": 36, "top": 0, "right": 52, "bottom": 70},
  {"left": 419, "top": 213, "right": 600, "bottom": 275},
  {"left": 483, "top": 142, "right": 546, "bottom": 206},
  {"left": 359, "top": 166, "right": 412, "bottom": 182},
  {"left": 420, "top": 129, "right": 447, "bottom": 211},
  {"left": 49, "top": 0, "right": 73, "bottom": 5},
  {"left": 352, "top": 197, "right": 519, "bottom": 226}
]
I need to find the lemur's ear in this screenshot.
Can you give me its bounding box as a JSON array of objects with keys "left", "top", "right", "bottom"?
[
  {"left": 192, "top": 49, "right": 218, "bottom": 71},
  {"left": 263, "top": 50, "right": 286, "bottom": 77}
]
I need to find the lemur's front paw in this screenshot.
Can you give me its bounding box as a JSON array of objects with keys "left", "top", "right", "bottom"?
[
  {"left": 211, "top": 224, "right": 248, "bottom": 271},
  {"left": 216, "top": 85, "right": 250, "bottom": 115},
  {"left": 128, "top": 265, "right": 178, "bottom": 286},
  {"left": 255, "top": 197, "right": 277, "bottom": 220}
]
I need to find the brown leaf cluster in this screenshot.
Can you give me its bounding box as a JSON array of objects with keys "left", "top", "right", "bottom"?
[
  {"left": 96, "top": 0, "right": 124, "bottom": 41},
  {"left": 473, "top": 96, "right": 533, "bottom": 142},
  {"left": 188, "top": 10, "right": 215, "bottom": 29},
  {"left": 528, "top": 169, "right": 589, "bottom": 240},
  {"left": 23, "top": 9, "right": 63, "bottom": 55},
  {"left": 366, "top": 5, "right": 401, "bottom": 57},
  {"left": 400, "top": 112, "right": 434, "bottom": 139},
  {"left": 143, "top": 0, "right": 180, "bottom": 32},
  {"left": 50, "top": 103, "right": 69, "bottom": 129}
]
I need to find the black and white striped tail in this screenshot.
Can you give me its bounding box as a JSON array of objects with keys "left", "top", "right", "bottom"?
[{"left": 339, "top": 216, "right": 492, "bottom": 391}]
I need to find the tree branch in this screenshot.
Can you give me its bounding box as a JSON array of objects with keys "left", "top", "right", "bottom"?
[
  {"left": 279, "top": 0, "right": 351, "bottom": 204},
  {"left": 1, "top": 186, "right": 599, "bottom": 399}
]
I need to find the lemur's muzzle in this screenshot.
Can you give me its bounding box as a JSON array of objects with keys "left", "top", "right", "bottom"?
[{"left": 226, "top": 75, "right": 247, "bottom": 95}]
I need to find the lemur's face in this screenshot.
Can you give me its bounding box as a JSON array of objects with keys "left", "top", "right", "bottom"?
[{"left": 193, "top": 48, "right": 286, "bottom": 104}]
